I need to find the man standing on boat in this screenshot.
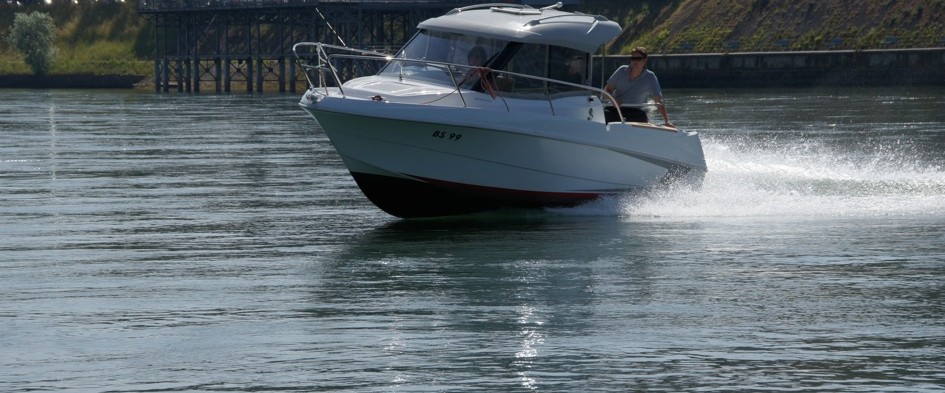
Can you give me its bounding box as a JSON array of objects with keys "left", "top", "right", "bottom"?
[{"left": 604, "top": 47, "right": 673, "bottom": 128}]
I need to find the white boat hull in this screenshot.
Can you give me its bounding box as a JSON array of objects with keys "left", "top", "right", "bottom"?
[
  {"left": 302, "top": 94, "right": 706, "bottom": 218},
  {"left": 293, "top": 5, "right": 707, "bottom": 217}
]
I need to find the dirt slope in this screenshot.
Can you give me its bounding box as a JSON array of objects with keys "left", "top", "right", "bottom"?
[{"left": 584, "top": 0, "right": 945, "bottom": 54}]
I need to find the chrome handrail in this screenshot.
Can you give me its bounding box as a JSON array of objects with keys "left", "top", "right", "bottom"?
[
  {"left": 292, "top": 42, "right": 391, "bottom": 97},
  {"left": 292, "top": 42, "right": 625, "bottom": 120}
]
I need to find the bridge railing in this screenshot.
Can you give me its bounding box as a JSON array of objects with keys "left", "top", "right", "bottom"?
[
  {"left": 137, "top": 0, "right": 479, "bottom": 13},
  {"left": 137, "top": 0, "right": 578, "bottom": 13}
]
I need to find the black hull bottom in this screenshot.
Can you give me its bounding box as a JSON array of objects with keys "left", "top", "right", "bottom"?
[{"left": 350, "top": 172, "right": 600, "bottom": 218}]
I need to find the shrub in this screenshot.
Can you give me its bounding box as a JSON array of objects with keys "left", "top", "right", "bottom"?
[{"left": 5, "top": 11, "right": 57, "bottom": 76}]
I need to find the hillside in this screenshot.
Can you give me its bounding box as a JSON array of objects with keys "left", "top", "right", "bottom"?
[
  {"left": 585, "top": 0, "right": 945, "bottom": 54},
  {"left": 1, "top": 0, "right": 944, "bottom": 76}
]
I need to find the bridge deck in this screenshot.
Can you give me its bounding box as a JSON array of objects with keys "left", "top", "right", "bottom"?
[{"left": 136, "top": 0, "right": 580, "bottom": 13}]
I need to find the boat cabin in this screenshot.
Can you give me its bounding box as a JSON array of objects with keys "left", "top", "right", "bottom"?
[{"left": 377, "top": 4, "right": 620, "bottom": 95}]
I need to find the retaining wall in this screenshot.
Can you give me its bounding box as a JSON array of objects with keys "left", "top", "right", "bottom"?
[
  {"left": 0, "top": 74, "right": 146, "bottom": 89},
  {"left": 597, "top": 48, "right": 945, "bottom": 88}
]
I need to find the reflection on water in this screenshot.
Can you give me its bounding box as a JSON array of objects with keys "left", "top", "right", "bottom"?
[
  {"left": 1, "top": 88, "right": 943, "bottom": 391},
  {"left": 308, "top": 214, "right": 945, "bottom": 390}
]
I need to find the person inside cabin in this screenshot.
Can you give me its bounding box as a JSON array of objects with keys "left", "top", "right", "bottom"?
[
  {"left": 467, "top": 46, "right": 488, "bottom": 67},
  {"left": 604, "top": 47, "right": 673, "bottom": 127},
  {"left": 466, "top": 45, "right": 497, "bottom": 93},
  {"left": 563, "top": 55, "right": 585, "bottom": 84}
]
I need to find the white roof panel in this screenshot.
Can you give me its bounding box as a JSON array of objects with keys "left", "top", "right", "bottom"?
[{"left": 417, "top": 5, "right": 622, "bottom": 53}]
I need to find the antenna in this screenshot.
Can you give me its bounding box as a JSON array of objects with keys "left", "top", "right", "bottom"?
[
  {"left": 541, "top": 2, "right": 563, "bottom": 11},
  {"left": 315, "top": 7, "right": 347, "bottom": 48}
]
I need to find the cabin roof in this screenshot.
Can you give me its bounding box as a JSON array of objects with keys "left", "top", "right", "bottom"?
[{"left": 417, "top": 4, "right": 622, "bottom": 54}]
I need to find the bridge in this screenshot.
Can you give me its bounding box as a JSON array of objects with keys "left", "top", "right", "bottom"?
[{"left": 136, "top": 0, "right": 580, "bottom": 93}]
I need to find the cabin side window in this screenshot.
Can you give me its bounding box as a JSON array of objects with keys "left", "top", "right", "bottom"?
[
  {"left": 500, "top": 43, "right": 546, "bottom": 91},
  {"left": 549, "top": 46, "right": 589, "bottom": 87},
  {"left": 495, "top": 44, "right": 589, "bottom": 93}
]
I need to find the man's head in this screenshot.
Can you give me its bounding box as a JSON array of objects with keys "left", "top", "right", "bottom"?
[
  {"left": 630, "top": 47, "right": 648, "bottom": 68},
  {"left": 468, "top": 46, "right": 487, "bottom": 66}
]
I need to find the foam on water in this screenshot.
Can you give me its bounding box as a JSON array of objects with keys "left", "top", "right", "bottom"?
[{"left": 558, "top": 137, "right": 945, "bottom": 220}]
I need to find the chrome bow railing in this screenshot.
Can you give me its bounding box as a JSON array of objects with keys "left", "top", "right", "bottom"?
[{"left": 292, "top": 42, "right": 627, "bottom": 119}]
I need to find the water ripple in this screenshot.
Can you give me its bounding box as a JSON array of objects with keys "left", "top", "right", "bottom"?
[{"left": 1, "top": 89, "right": 943, "bottom": 392}]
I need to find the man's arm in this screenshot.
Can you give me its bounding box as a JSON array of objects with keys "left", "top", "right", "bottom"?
[
  {"left": 604, "top": 84, "right": 620, "bottom": 107},
  {"left": 653, "top": 96, "right": 674, "bottom": 128}
]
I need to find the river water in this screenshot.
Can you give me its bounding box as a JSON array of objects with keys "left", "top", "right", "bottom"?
[{"left": 2, "top": 88, "right": 944, "bottom": 391}]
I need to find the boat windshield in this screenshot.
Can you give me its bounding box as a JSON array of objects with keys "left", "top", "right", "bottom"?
[
  {"left": 379, "top": 30, "right": 508, "bottom": 86},
  {"left": 379, "top": 30, "right": 591, "bottom": 93}
]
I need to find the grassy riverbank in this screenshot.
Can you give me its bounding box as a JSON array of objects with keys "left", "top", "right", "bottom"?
[
  {"left": 1, "top": 0, "right": 943, "bottom": 78},
  {"left": 0, "top": 1, "right": 151, "bottom": 76}
]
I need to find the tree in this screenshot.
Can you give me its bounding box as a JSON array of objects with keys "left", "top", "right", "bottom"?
[{"left": 5, "top": 12, "right": 58, "bottom": 76}]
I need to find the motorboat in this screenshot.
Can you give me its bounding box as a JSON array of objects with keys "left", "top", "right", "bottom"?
[{"left": 293, "top": 2, "right": 707, "bottom": 218}]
